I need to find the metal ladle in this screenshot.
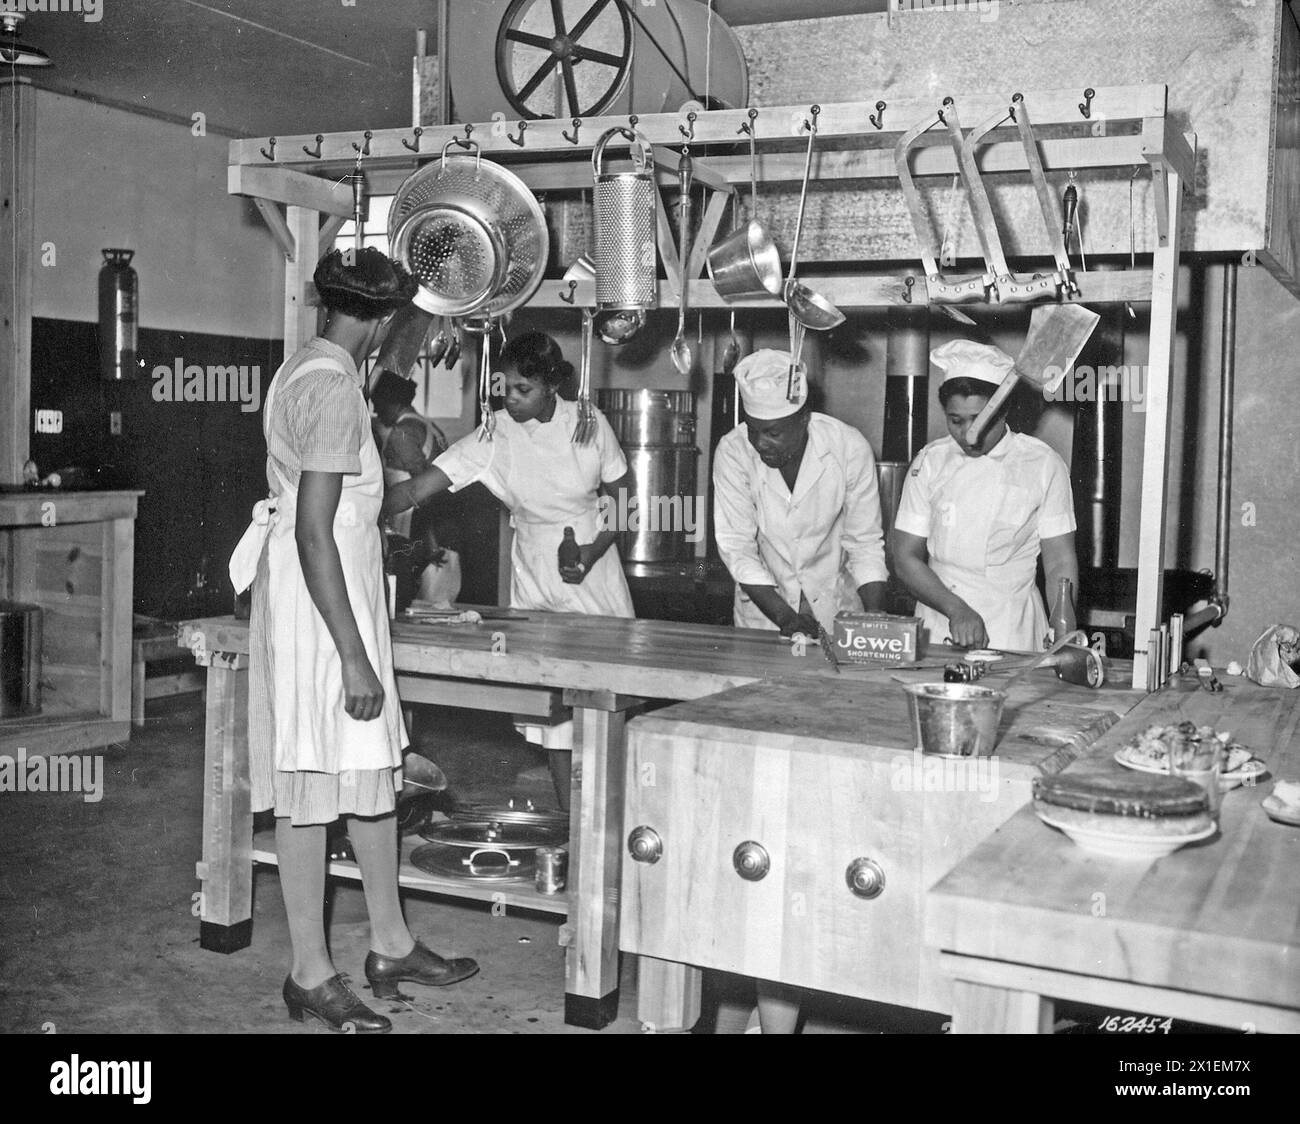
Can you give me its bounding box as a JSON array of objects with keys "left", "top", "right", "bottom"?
[
  {"left": 670, "top": 147, "right": 694, "bottom": 375},
  {"left": 785, "top": 106, "right": 845, "bottom": 332}
]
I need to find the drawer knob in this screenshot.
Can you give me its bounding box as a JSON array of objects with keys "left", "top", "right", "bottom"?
[
  {"left": 627, "top": 825, "right": 663, "bottom": 864},
  {"left": 732, "top": 840, "right": 770, "bottom": 881},
  {"left": 845, "top": 857, "right": 886, "bottom": 899}
]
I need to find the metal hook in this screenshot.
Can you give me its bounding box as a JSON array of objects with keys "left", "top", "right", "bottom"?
[
  {"left": 901, "top": 275, "right": 915, "bottom": 304},
  {"left": 803, "top": 104, "right": 821, "bottom": 133},
  {"left": 1009, "top": 91, "right": 1024, "bottom": 122},
  {"left": 351, "top": 130, "right": 372, "bottom": 157},
  {"left": 737, "top": 107, "right": 758, "bottom": 136},
  {"left": 452, "top": 123, "right": 475, "bottom": 150},
  {"left": 302, "top": 134, "right": 323, "bottom": 159},
  {"left": 559, "top": 280, "right": 577, "bottom": 305},
  {"left": 679, "top": 110, "right": 696, "bottom": 141},
  {"left": 260, "top": 137, "right": 277, "bottom": 161},
  {"left": 870, "top": 101, "right": 886, "bottom": 130},
  {"left": 401, "top": 127, "right": 423, "bottom": 153},
  {"left": 628, "top": 114, "right": 639, "bottom": 131},
  {"left": 1079, "top": 87, "right": 1095, "bottom": 119},
  {"left": 507, "top": 121, "right": 528, "bottom": 147},
  {"left": 938, "top": 96, "right": 954, "bottom": 125},
  {"left": 563, "top": 117, "right": 582, "bottom": 144}
]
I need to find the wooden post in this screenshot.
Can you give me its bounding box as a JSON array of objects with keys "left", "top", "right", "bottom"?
[
  {"left": 950, "top": 980, "right": 1055, "bottom": 1034},
  {"left": 197, "top": 659, "right": 254, "bottom": 952},
  {"left": 282, "top": 206, "right": 320, "bottom": 355},
  {"left": 0, "top": 78, "right": 35, "bottom": 486},
  {"left": 563, "top": 692, "right": 637, "bottom": 1029},
  {"left": 1130, "top": 164, "right": 1183, "bottom": 690}
]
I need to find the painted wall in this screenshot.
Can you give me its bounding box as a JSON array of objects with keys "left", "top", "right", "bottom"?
[{"left": 30, "top": 89, "right": 282, "bottom": 338}]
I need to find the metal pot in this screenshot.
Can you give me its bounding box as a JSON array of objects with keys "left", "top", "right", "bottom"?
[
  {"left": 596, "top": 389, "right": 696, "bottom": 447},
  {"left": 0, "top": 601, "right": 42, "bottom": 718},
  {"left": 618, "top": 446, "right": 701, "bottom": 563},
  {"left": 413, "top": 817, "right": 568, "bottom": 883},
  {"left": 706, "top": 219, "right": 782, "bottom": 299}
]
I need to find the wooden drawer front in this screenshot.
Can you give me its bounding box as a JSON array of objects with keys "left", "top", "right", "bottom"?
[{"left": 621, "top": 729, "right": 923, "bottom": 1009}]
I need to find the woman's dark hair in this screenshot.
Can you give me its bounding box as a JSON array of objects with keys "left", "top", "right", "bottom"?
[
  {"left": 314, "top": 248, "right": 417, "bottom": 321},
  {"left": 938, "top": 375, "right": 1002, "bottom": 408},
  {"left": 501, "top": 331, "right": 574, "bottom": 387}
]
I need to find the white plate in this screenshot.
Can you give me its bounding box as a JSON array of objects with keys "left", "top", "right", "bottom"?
[
  {"left": 1261, "top": 795, "right": 1300, "bottom": 827},
  {"left": 1113, "top": 748, "right": 1267, "bottom": 791},
  {"left": 1034, "top": 808, "right": 1216, "bottom": 860}
]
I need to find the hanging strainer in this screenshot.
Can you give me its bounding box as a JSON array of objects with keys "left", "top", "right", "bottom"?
[{"left": 389, "top": 140, "right": 549, "bottom": 320}]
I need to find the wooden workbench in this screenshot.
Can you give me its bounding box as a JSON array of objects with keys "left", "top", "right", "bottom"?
[
  {"left": 926, "top": 679, "right": 1300, "bottom": 1033},
  {"left": 619, "top": 670, "right": 1144, "bottom": 1028},
  {"left": 180, "top": 612, "right": 884, "bottom": 1028}
]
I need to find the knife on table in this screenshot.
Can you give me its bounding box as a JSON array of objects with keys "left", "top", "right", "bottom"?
[{"left": 798, "top": 590, "right": 840, "bottom": 673}]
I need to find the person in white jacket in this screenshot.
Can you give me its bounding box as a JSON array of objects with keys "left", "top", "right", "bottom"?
[
  {"left": 713, "top": 349, "right": 889, "bottom": 639},
  {"left": 891, "top": 339, "right": 1079, "bottom": 652}
]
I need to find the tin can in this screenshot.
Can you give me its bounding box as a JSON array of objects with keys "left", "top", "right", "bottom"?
[{"left": 534, "top": 846, "right": 568, "bottom": 895}]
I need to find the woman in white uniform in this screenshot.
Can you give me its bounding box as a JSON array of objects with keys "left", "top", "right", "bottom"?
[
  {"left": 891, "top": 339, "right": 1079, "bottom": 652},
  {"left": 713, "top": 349, "right": 889, "bottom": 637},
  {"left": 237, "top": 249, "right": 477, "bottom": 1034},
  {"left": 711, "top": 349, "right": 888, "bottom": 1035},
  {"left": 382, "top": 332, "right": 635, "bottom": 803}
]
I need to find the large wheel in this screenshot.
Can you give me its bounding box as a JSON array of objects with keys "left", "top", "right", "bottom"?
[{"left": 495, "top": 0, "right": 634, "bottom": 121}]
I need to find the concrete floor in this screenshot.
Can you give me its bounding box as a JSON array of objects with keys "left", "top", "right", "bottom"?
[
  {"left": 5, "top": 690, "right": 1200, "bottom": 1037},
  {"left": 1, "top": 692, "right": 955, "bottom": 1035}
]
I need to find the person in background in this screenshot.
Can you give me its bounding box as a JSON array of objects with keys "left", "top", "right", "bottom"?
[
  {"left": 382, "top": 331, "right": 635, "bottom": 807},
  {"left": 370, "top": 368, "right": 448, "bottom": 540},
  {"left": 891, "top": 339, "right": 1079, "bottom": 652},
  {"left": 711, "top": 348, "right": 889, "bottom": 1034},
  {"left": 713, "top": 348, "right": 889, "bottom": 638},
  {"left": 241, "top": 248, "right": 478, "bottom": 1034}
]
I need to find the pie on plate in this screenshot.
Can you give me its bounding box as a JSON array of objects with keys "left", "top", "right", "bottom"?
[{"left": 1114, "top": 721, "right": 1265, "bottom": 790}]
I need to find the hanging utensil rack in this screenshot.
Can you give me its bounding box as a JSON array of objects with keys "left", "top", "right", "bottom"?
[{"left": 230, "top": 84, "right": 1195, "bottom": 692}]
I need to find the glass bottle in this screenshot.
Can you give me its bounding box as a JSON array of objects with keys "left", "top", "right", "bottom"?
[
  {"left": 1046, "top": 577, "right": 1077, "bottom": 646},
  {"left": 558, "top": 527, "right": 581, "bottom": 573}
]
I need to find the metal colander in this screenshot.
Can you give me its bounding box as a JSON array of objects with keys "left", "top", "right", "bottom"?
[{"left": 389, "top": 141, "right": 549, "bottom": 319}]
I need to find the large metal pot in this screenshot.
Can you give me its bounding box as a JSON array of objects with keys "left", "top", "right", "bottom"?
[
  {"left": 597, "top": 389, "right": 696, "bottom": 447},
  {"left": 0, "top": 601, "right": 42, "bottom": 718},
  {"left": 617, "top": 446, "right": 701, "bottom": 564},
  {"left": 412, "top": 817, "right": 567, "bottom": 883}
]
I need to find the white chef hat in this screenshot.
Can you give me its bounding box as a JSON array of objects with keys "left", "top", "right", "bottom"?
[
  {"left": 930, "top": 340, "right": 1015, "bottom": 386},
  {"left": 734, "top": 349, "right": 807, "bottom": 420}
]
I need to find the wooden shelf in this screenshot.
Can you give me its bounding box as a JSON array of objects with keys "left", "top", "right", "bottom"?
[
  {"left": 250, "top": 829, "right": 570, "bottom": 917},
  {"left": 0, "top": 709, "right": 129, "bottom": 756}
]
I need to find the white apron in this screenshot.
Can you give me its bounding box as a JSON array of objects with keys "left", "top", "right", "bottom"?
[
  {"left": 490, "top": 409, "right": 633, "bottom": 617},
  {"left": 246, "top": 358, "right": 406, "bottom": 775},
  {"left": 916, "top": 455, "right": 1047, "bottom": 653}
]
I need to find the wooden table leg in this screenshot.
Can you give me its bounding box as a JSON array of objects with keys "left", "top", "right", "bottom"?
[
  {"left": 950, "top": 979, "right": 1055, "bottom": 1033},
  {"left": 196, "top": 660, "right": 254, "bottom": 953},
  {"left": 131, "top": 641, "right": 147, "bottom": 729},
  {"left": 562, "top": 691, "right": 638, "bottom": 1029},
  {"left": 636, "top": 956, "right": 703, "bottom": 1033}
]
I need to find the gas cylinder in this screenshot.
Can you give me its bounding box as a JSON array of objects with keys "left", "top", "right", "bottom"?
[{"left": 98, "top": 249, "right": 138, "bottom": 380}]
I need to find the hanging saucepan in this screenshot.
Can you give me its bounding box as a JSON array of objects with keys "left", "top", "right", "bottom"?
[
  {"left": 706, "top": 109, "right": 782, "bottom": 300},
  {"left": 784, "top": 107, "right": 845, "bottom": 331},
  {"left": 388, "top": 139, "right": 549, "bottom": 320},
  {"left": 563, "top": 255, "right": 646, "bottom": 345}
]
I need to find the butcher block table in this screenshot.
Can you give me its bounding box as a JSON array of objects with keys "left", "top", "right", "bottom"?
[
  {"left": 926, "top": 679, "right": 1300, "bottom": 1033},
  {"left": 180, "top": 612, "right": 910, "bottom": 1028},
  {"left": 620, "top": 670, "right": 1143, "bottom": 1028}
]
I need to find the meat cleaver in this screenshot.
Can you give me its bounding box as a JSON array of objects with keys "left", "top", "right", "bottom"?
[{"left": 965, "top": 303, "right": 1101, "bottom": 444}]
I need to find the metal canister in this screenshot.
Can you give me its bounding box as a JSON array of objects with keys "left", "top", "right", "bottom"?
[
  {"left": 591, "top": 127, "right": 656, "bottom": 311},
  {"left": 534, "top": 846, "right": 568, "bottom": 895}
]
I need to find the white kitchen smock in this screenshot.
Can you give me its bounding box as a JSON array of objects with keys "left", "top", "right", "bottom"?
[
  {"left": 712, "top": 412, "right": 888, "bottom": 633},
  {"left": 247, "top": 338, "right": 406, "bottom": 781},
  {"left": 893, "top": 429, "right": 1076, "bottom": 652},
  {"left": 433, "top": 398, "right": 634, "bottom": 617}
]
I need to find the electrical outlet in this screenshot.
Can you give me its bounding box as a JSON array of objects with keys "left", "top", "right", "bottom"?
[
  {"left": 109, "top": 411, "right": 122, "bottom": 436},
  {"left": 34, "top": 409, "right": 62, "bottom": 434}
]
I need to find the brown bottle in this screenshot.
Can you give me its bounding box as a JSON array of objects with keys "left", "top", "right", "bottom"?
[
  {"left": 558, "top": 527, "right": 581, "bottom": 573},
  {"left": 1046, "top": 577, "right": 1077, "bottom": 646}
]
